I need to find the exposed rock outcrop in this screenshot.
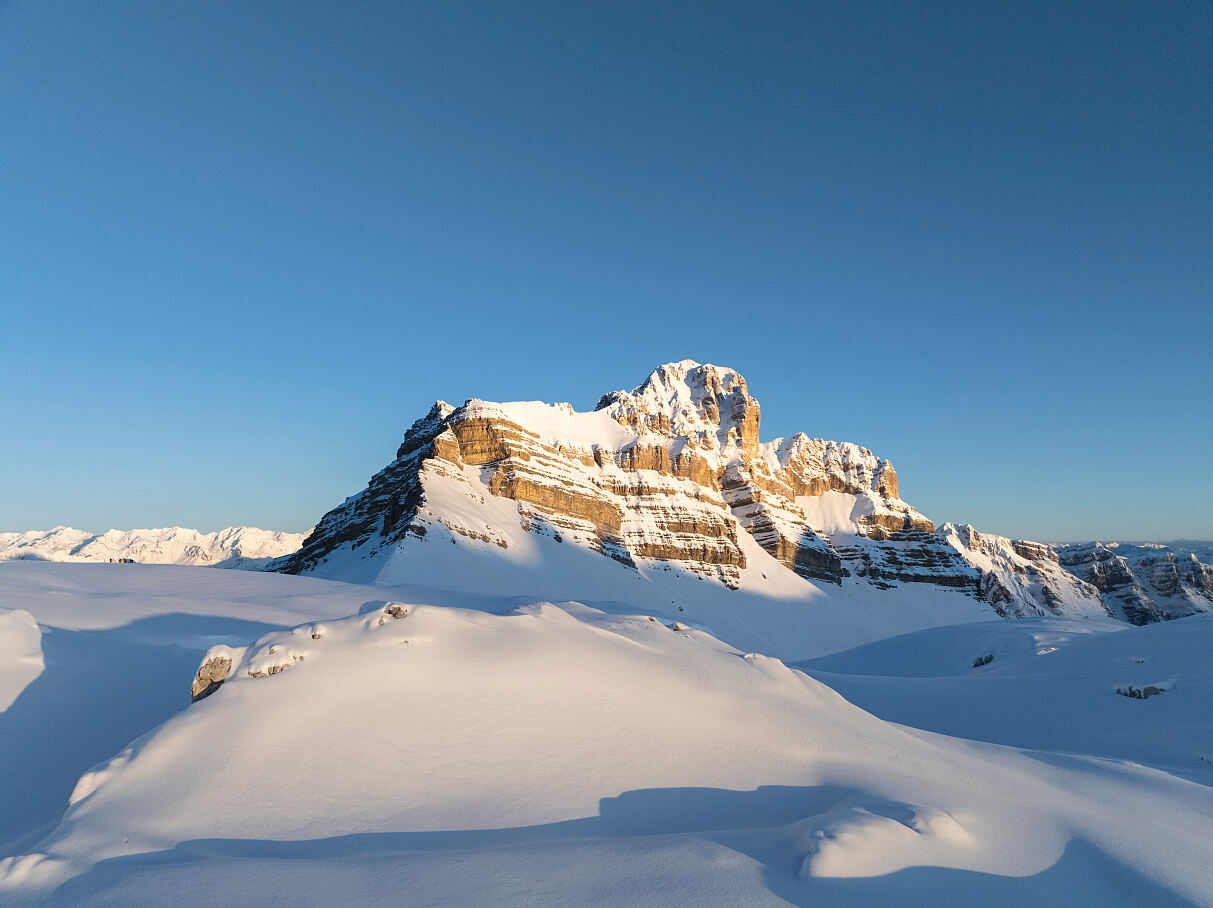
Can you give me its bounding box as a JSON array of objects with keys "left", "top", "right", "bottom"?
[{"left": 191, "top": 652, "right": 236, "bottom": 702}]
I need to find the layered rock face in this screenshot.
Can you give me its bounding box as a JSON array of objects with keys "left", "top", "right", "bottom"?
[
  {"left": 277, "top": 360, "right": 1213, "bottom": 626},
  {"left": 1056, "top": 543, "right": 1213, "bottom": 624},
  {"left": 939, "top": 524, "right": 1111, "bottom": 619},
  {"left": 279, "top": 361, "right": 982, "bottom": 598}
]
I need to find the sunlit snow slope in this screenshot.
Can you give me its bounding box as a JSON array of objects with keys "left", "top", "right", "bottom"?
[
  {"left": 0, "top": 562, "right": 373, "bottom": 857},
  {"left": 1, "top": 563, "right": 1211, "bottom": 905}
]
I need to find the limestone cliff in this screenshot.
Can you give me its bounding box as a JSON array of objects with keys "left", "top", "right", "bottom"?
[
  {"left": 280, "top": 360, "right": 1210, "bottom": 627},
  {"left": 278, "top": 361, "right": 987, "bottom": 599}
]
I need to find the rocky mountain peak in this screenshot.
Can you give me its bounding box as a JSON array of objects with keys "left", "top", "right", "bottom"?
[
  {"left": 936, "top": 523, "right": 1109, "bottom": 619},
  {"left": 596, "top": 361, "right": 761, "bottom": 452},
  {"left": 1056, "top": 541, "right": 1213, "bottom": 624},
  {"left": 280, "top": 360, "right": 987, "bottom": 594},
  {"left": 275, "top": 360, "right": 1211, "bottom": 628}
]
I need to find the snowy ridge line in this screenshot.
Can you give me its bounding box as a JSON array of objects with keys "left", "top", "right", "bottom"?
[{"left": 0, "top": 526, "right": 306, "bottom": 570}]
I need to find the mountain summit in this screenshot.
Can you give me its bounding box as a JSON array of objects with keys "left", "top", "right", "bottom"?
[
  {"left": 274, "top": 362, "right": 1202, "bottom": 653},
  {"left": 278, "top": 361, "right": 953, "bottom": 591}
]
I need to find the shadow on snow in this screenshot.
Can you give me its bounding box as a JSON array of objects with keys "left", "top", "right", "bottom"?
[
  {"left": 39, "top": 785, "right": 1191, "bottom": 907},
  {"left": 0, "top": 613, "right": 281, "bottom": 856}
]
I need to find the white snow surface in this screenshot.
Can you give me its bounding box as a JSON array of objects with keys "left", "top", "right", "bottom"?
[
  {"left": 0, "top": 562, "right": 375, "bottom": 858},
  {"left": 0, "top": 526, "right": 306, "bottom": 569},
  {"left": 800, "top": 615, "right": 1213, "bottom": 782},
  {"left": 797, "top": 489, "right": 887, "bottom": 535},
  {"left": 466, "top": 399, "right": 638, "bottom": 451},
  {"left": 0, "top": 608, "right": 42, "bottom": 712},
  {"left": 1, "top": 562, "right": 1212, "bottom": 905}
]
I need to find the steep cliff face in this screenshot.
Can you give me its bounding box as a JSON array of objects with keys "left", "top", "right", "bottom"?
[
  {"left": 282, "top": 360, "right": 1213, "bottom": 628},
  {"left": 279, "top": 361, "right": 985, "bottom": 601},
  {"left": 938, "top": 524, "right": 1111, "bottom": 619},
  {"left": 1056, "top": 543, "right": 1213, "bottom": 624},
  {"left": 285, "top": 394, "right": 742, "bottom": 585}
]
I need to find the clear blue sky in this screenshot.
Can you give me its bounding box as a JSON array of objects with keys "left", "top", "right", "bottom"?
[{"left": 2, "top": 1, "right": 1209, "bottom": 541}]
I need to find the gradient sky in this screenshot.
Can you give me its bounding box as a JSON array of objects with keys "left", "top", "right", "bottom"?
[{"left": 2, "top": 1, "right": 1210, "bottom": 541}]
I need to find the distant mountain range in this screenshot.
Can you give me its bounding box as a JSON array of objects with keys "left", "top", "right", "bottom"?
[{"left": 0, "top": 526, "right": 306, "bottom": 570}]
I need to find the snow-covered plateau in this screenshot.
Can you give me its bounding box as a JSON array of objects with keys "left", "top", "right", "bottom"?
[{"left": 2, "top": 362, "right": 1210, "bottom": 905}]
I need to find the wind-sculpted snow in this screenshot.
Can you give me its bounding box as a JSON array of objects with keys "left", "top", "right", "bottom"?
[
  {"left": 0, "top": 608, "right": 43, "bottom": 712},
  {"left": 0, "top": 562, "right": 380, "bottom": 858},
  {"left": 0, "top": 526, "right": 305, "bottom": 570},
  {"left": 2, "top": 574, "right": 1212, "bottom": 905}
]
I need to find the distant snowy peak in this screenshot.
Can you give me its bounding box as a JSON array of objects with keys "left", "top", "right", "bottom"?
[
  {"left": 0, "top": 526, "right": 306, "bottom": 570},
  {"left": 932, "top": 528, "right": 1213, "bottom": 625}
]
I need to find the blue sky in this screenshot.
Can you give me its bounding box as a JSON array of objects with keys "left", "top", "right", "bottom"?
[{"left": 1, "top": 1, "right": 1209, "bottom": 541}]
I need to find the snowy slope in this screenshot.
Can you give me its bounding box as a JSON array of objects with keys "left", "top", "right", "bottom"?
[
  {"left": 800, "top": 615, "right": 1213, "bottom": 782},
  {"left": 0, "top": 608, "right": 42, "bottom": 712},
  {"left": 0, "top": 526, "right": 306, "bottom": 569},
  {"left": 1, "top": 568, "right": 1211, "bottom": 905},
  {"left": 0, "top": 562, "right": 377, "bottom": 857}
]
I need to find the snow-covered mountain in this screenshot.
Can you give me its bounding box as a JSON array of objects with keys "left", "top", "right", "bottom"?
[
  {"left": 2, "top": 362, "right": 1211, "bottom": 903},
  {"left": 0, "top": 526, "right": 306, "bottom": 570},
  {"left": 938, "top": 523, "right": 1111, "bottom": 619},
  {"left": 281, "top": 361, "right": 982, "bottom": 592},
  {"left": 273, "top": 361, "right": 1172, "bottom": 646},
  {"left": 1056, "top": 541, "right": 1213, "bottom": 624}
]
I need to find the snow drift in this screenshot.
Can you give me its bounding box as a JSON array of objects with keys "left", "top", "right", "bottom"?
[{"left": 2, "top": 567, "right": 1211, "bottom": 904}]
